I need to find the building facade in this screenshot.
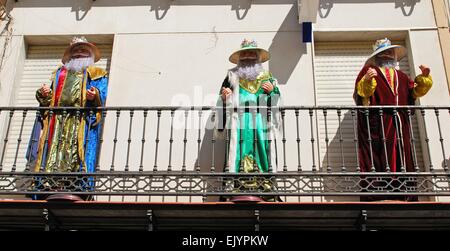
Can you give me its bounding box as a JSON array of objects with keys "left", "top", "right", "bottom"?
[{"left": 0, "top": 0, "right": 449, "bottom": 205}]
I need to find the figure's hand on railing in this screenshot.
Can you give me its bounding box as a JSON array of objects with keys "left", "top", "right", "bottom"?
[
  {"left": 221, "top": 87, "right": 232, "bottom": 101},
  {"left": 39, "top": 84, "right": 51, "bottom": 97}
]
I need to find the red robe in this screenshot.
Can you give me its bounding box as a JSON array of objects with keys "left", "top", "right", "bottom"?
[{"left": 353, "top": 65, "right": 416, "bottom": 173}]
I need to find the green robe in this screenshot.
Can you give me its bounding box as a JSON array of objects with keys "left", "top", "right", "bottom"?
[{"left": 218, "top": 69, "right": 281, "bottom": 199}]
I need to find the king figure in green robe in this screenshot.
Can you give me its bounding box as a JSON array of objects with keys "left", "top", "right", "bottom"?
[{"left": 216, "top": 39, "right": 282, "bottom": 202}]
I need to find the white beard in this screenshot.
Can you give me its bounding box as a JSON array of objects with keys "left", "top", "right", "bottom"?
[
  {"left": 235, "top": 62, "right": 264, "bottom": 81},
  {"left": 64, "top": 57, "right": 95, "bottom": 72},
  {"left": 376, "top": 58, "right": 398, "bottom": 69}
]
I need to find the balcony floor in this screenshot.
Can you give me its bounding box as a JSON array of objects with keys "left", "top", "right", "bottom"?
[{"left": 1, "top": 200, "right": 450, "bottom": 230}]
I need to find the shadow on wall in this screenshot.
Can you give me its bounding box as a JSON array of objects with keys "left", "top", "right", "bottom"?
[
  {"left": 319, "top": 109, "right": 430, "bottom": 202},
  {"left": 11, "top": 0, "right": 296, "bottom": 21},
  {"left": 196, "top": 3, "right": 305, "bottom": 176},
  {"left": 150, "top": 0, "right": 171, "bottom": 20},
  {"left": 69, "top": 0, "right": 248, "bottom": 20},
  {"left": 195, "top": 111, "right": 227, "bottom": 174},
  {"left": 319, "top": 110, "right": 427, "bottom": 174},
  {"left": 319, "top": 0, "right": 421, "bottom": 18},
  {"left": 11, "top": 0, "right": 422, "bottom": 20},
  {"left": 231, "top": 0, "right": 252, "bottom": 20},
  {"left": 320, "top": 111, "right": 358, "bottom": 173},
  {"left": 319, "top": 111, "right": 361, "bottom": 202},
  {"left": 71, "top": 0, "right": 92, "bottom": 21},
  {"left": 196, "top": 112, "right": 226, "bottom": 202},
  {"left": 268, "top": 4, "right": 306, "bottom": 87},
  {"left": 194, "top": 3, "right": 305, "bottom": 191},
  {"left": 148, "top": 0, "right": 254, "bottom": 20}
]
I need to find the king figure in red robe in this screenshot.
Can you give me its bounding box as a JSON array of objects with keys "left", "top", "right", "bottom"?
[{"left": 353, "top": 38, "right": 433, "bottom": 201}]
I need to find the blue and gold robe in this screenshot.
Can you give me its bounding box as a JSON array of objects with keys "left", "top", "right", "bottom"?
[{"left": 26, "top": 66, "right": 108, "bottom": 175}]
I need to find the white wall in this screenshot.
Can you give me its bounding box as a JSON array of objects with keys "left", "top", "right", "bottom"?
[
  {"left": 0, "top": 35, "right": 24, "bottom": 157},
  {"left": 10, "top": 0, "right": 299, "bottom": 34},
  {"left": 408, "top": 30, "right": 450, "bottom": 202},
  {"left": 315, "top": 0, "right": 436, "bottom": 30},
  {"left": 0, "top": 35, "right": 24, "bottom": 107},
  {"left": 2, "top": 0, "right": 443, "bottom": 107}
]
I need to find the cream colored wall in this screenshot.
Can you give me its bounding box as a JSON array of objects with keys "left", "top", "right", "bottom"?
[
  {"left": 408, "top": 30, "right": 450, "bottom": 202},
  {"left": 8, "top": 0, "right": 437, "bottom": 34},
  {"left": 315, "top": 0, "right": 436, "bottom": 29},
  {"left": 1, "top": 0, "right": 442, "bottom": 107},
  {"left": 0, "top": 36, "right": 24, "bottom": 154},
  {"left": 0, "top": 36, "right": 24, "bottom": 107},
  {"left": 432, "top": 0, "right": 450, "bottom": 93},
  {"left": 10, "top": 1, "right": 299, "bottom": 34},
  {"left": 0, "top": 35, "right": 25, "bottom": 200}
]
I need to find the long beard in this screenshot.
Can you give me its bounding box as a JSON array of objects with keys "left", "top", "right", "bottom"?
[
  {"left": 235, "top": 61, "right": 264, "bottom": 81},
  {"left": 64, "top": 57, "right": 95, "bottom": 72},
  {"left": 376, "top": 58, "right": 398, "bottom": 69}
]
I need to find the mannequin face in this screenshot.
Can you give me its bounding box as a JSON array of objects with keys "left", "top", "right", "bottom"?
[
  {"left": 71, "top": 45, "right": 93, "bottom": 59},
  {"left": 375, "top": 49, "right": 398, "bottom": 68},
  {"left": 376, "top": 49, "right": 396, "bottom": 61},
  {"left": 239, "top": 50, "right": 259, "bottom": 62}
]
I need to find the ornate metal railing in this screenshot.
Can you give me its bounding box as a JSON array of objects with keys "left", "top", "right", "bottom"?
[{"left": 0, "top": 105, "right": 448, "bottom": 200}]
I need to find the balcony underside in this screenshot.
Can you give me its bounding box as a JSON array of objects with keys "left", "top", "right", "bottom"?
[{"left": 1, "top": 200, "right": 450, "bottom": 231}]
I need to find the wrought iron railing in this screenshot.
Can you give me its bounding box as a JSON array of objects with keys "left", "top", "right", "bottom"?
[{"left": 0, "top": 105, "right": 448, "bottom": 201}]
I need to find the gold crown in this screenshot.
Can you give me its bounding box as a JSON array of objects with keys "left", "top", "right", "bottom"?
[{"left": 70, "top": 36, "right": 90, "bottom": 46}]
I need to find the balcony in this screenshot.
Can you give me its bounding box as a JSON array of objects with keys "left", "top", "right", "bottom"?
[{"left": 0, "top": 105, "right": 449, "bottom": 230}]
